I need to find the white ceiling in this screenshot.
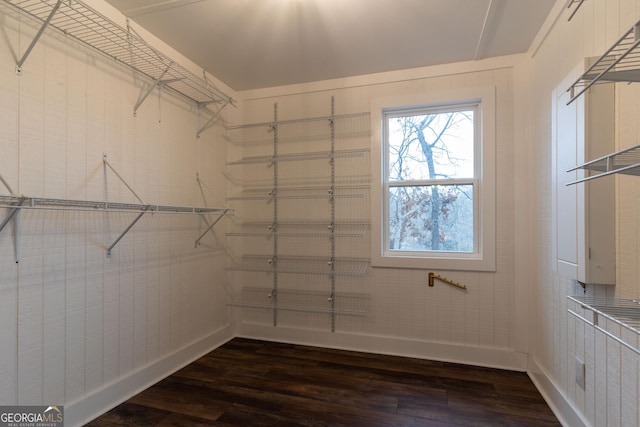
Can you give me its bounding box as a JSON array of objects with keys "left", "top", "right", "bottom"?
[{"left": 104, "top": 0, "right": 557, "bottom": 91}]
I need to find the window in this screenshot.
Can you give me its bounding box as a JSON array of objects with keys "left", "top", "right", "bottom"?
[{"left": 371, "top": 88, "right": 495, "bottom": 271}]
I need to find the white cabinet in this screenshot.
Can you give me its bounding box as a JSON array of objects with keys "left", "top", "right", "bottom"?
[{"left": 552, "top": 63, "right": 616, "bottom": 286}]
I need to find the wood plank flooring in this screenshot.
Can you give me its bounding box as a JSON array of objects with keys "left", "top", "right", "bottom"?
[{"left": 87, "top": 338, "right": 560, "bottom": 426}]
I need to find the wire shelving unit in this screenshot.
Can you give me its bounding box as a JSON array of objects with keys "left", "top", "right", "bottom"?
[
  {"left": 567, "top": 144, "right": 640, "bottom": 185},
  {"left": 567, "top": 19, "right": 640, "bottom": 105},
  {"left": 568, "top": 295, "right": 640, "bottom": 355},
  {"left": 3, "top": 0, "right": 235, "bottom": 136},
  {"left": 225, "top": 98, "right": 371, "bottom": 330}
]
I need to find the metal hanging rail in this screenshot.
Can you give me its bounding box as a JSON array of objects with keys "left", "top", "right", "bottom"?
[
  {"left": 4, "top": 0, "right": 235, "bottom": 134},
  {"left": 0, "top": 194, "right": 230, "bottom": 261},
  {"left": 101, "top": 154, "right": 230, "bottom": 256},
  {"left": 0, "top": 195, "right": 227, "bottom": 215},
  {"left": 0, "top": 156, "right": 232, "bottom": 260}
]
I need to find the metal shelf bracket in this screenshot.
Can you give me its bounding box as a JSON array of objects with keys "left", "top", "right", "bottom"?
[
  {"left": 567, "top": 0, "right": 585, "bottom": 22},
  {"left": 103, "top": 154, "right": 147, "bottom": 257},
  {"left": 194, "top": 208, "right": 229, "bottom": 247},
  {"left": 196, "top": 100, "right": 230, "bottom": 138},
  {"left": 15, "top": 0, "right": 62, "bottom": 75},
  {"left": 0, "top": 197, "right": 24, "bottom": 263},
  {"left": 133, "top": 63, "right": 173, "bottom": 118}
]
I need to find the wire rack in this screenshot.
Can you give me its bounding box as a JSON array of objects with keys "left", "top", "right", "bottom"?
[
  {"left": 226, "top": 148, "right": 368, "bottom": 166},
  {"left": 228, "top": 186, "right": 367, "bottom": 201},
  {"left": 227, "top": 221, "right": 369, "bottom": 238},
  {"left": 228, "top": 287, "right": 367, "bottom": 317},
  {"left": 567, "top": 19, "right": 640, "bottom": 104},
  {"left": 225, "top": 112, "right": 370, "bottom": 131},
  {"left": 568, "top": 295, "right": 640, "bottom": 355},
  {"left": 228, "top": 255, "right": 369, "bottom": 277},
  {"left": 567, "top": 144, "right": 640, "bottom": 184},
  {"left": 4, "top": 0, "right": 234, "bottom": 106},
  {"left": 0, "top": 195, "right": 227, "bottom": 214}
]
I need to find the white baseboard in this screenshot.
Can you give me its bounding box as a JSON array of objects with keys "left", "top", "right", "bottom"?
[
  {"left": 528, "top": 356, "right": 589, "bottom": 427},
  {"left": 237, "top": 323, "right": 529, "bottom": 371},
  {"left": 65, "top": 324, "right": 235, "bottom": 427}
]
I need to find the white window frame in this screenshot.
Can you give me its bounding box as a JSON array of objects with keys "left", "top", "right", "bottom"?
[{"left": 370, "top": 87, "right": 496, "bottom": 271}]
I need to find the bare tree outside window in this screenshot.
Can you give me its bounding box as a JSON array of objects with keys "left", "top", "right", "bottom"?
[{"left": 385, "top": 107, "right": 476, "bottom": 252}]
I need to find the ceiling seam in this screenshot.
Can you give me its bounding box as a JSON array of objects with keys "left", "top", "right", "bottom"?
[{"left": 474, "top": 0, "right": 502, "bottom": 60}]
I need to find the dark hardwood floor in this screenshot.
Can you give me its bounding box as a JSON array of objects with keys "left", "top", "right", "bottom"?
[{"left": 87, "top": 338, "right": 560, "bottom": 426}]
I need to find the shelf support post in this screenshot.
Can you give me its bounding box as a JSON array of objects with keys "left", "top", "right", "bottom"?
[
  {"left": 15, "top": 0, "right": 62, "bottom": 75},
  {"left": 329, "top": 96, "right": 337, "bottom": 332}
]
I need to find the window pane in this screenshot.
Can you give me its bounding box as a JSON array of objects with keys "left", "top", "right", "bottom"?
[
  {"left": 388, "top": 184, "right": 474, "bottom": 252},
  {"left": 387, "top": 110, "right": 474, "bottom": 181}
]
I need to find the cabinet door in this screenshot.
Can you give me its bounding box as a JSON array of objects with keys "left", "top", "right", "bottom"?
[{"left": 552, "top": 67, "right": 615, "bottom": 285}]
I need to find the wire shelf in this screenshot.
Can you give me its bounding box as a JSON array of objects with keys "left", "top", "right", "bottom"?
[
  {"left": 567, "top": 143, "right": 640, "bottom": 184},
  {"left": 228, "top": 186, "right": 367, "bottom": 201},
  {"left": 228, "top": 287, "right": 367, "bottom": 316},
  {"left": 226, "top": 148, "right": 368, "bottom": 166},
  {"left": 568, "top": 296, "right": 640, "bottom": 355},
  {"left": 5, "top": 0, "right": 234, "bottom": 106},
  {"left": 567, "top": 19, "right": 640, "bottom": 104},
  {"left": 225, "top": 112, "right": 370, "bottom": 130},
  {"left": 228, "top": 255, "right": 369, "bottom": 277},
  {"left": 0, "top": 194, "right": 228, "bottom": 214},
  {"left": 227, "top": 221, "right": 369, "bottom": 238}
]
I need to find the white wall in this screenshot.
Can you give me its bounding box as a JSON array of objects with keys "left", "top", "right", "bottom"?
[
  {"left": 528, "top": 1, "right": 640, "bottom": 426},
  {"left": 0, "top": 2, "right": 234, "bottom": 425},
  {"left": 230, "top": 56, "right": 531, "bottom": 371}
]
